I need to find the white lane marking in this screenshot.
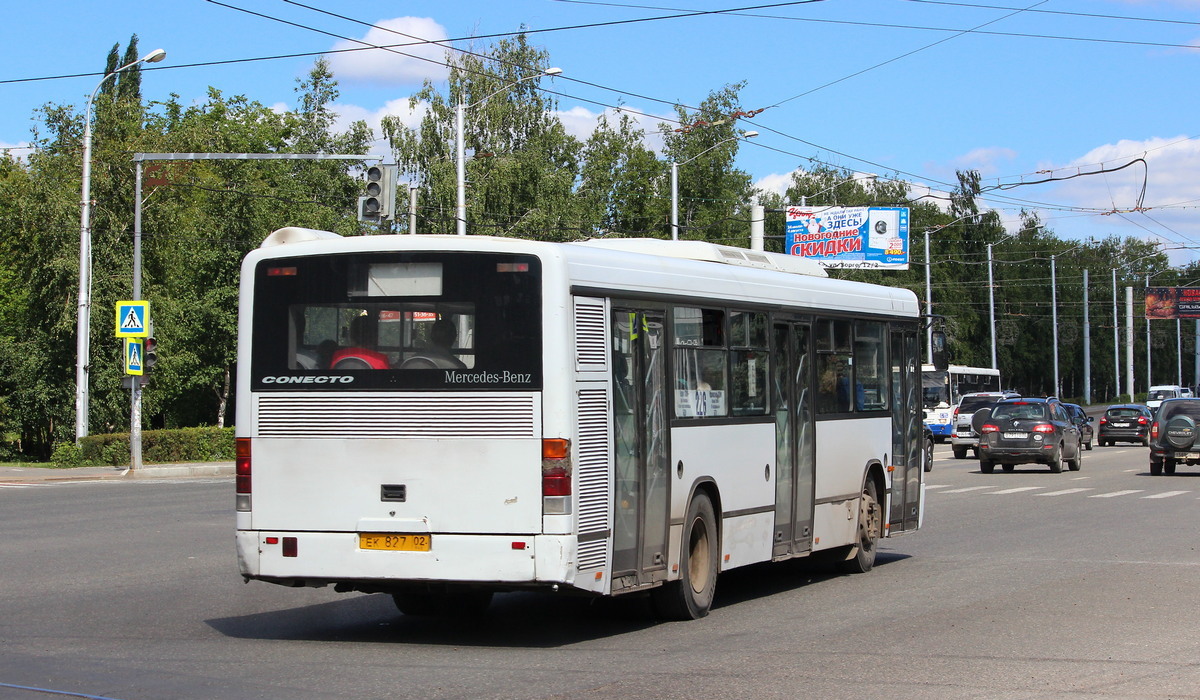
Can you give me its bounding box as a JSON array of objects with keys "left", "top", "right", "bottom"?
[
  {"left": 988, "top": 486, "right": 1046, "bottom": 495},
  {"left": 925, "top": 484, "right": 951, "bottom": 489},
  {"left": 1144, "top": 490, "right": 1189, "bottom": 499},
  {"left": 941, "top": 486, "right": 994, "bottom": 494},
  {"left": 1037, "top": 488, "right": 1094, "bottom": 496},
  {"left": 1090, "top": 490, "right": 1145, "bottom": 498}
]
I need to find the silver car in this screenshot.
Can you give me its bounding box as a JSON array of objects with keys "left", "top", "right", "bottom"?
[{"left": 950, "top": 391, "right": 1019, "bottom": 459}]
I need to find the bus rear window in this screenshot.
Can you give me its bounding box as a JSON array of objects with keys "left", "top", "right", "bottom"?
[{"left": 250, "top": 252, "right": 541, "bottom": 390}]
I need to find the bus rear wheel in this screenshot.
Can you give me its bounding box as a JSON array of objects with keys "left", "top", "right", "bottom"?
[
  {"left": 839, "top": 479, "right": 880, "bottom": 574},
  {"left": 651, "top": 493, "right": 718, "bottom": 620}
]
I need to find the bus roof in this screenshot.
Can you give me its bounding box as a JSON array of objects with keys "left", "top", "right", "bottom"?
[{"left": 248, "top": 231, "right": 920, "bottom": 318}]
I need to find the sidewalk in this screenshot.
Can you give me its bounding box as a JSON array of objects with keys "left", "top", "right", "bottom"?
[{"left": 0, "top": 461, "right": 234, "bottom": 483}]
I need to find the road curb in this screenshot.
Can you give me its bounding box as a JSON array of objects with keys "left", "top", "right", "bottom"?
[{"left": 0, "top": 462, "right": 234, "bottom": 483}]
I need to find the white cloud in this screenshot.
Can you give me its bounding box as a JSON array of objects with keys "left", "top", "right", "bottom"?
[
  {"left": 753, "top": 171, "right": 794, "bottom": 197},
  {"left": 331, "top": 98, "right": 429, "bottom": 139},
  {"left": 1025, "top": 136, "right": 1200, "bottom": 265},
  {"left": 949, "top": 147, "right": 1018, "bottom": 176},
  {"left": 554, "top": 105, "right": 671, "bottom": 155},
  {"left": 326, "top": 17, "right": 451, "bottom": 85}
]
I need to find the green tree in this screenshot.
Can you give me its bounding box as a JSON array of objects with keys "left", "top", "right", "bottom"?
[
  {"left": 382, "top": 34, "right": 581, "bottom": 238},
  {"left": 577, "top": 109, "right": 665, "bottom": 235},
  {"left": 660, "top": 83, "right": 756, "bottom": 244}
]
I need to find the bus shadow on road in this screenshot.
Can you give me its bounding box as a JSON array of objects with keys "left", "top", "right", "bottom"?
[
  {"left": 208, "top": 552, "right": 909, "bottom": 647},
  {"left": 207, "top": 590, "right": 662, "bottom": 647},
  {"left": 710, "top": 550, "right": 911, "bottom": 612}
]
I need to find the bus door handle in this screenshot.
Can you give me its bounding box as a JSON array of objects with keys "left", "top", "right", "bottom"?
[{"left": 380, "top": 484, "right": 407, "bottom": 502}]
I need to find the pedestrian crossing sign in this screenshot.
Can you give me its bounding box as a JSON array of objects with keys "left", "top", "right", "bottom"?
[
  {"left": 125, "top": 338, "right": 144, "bottom": 376},
  {"left": 115, "top": 301, "right": 149, "bottom": 338}
]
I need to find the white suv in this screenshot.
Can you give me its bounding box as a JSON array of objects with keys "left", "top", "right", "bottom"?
[
  {"left": 951, "top": 391, "right": 1020, "bottom": 459},
  {"left": 1147, "top": 385, "right": 1185, "bottom": 411}
]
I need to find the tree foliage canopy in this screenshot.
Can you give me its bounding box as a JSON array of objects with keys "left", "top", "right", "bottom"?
[{"left": 0, "top": 33, "right": 1192, "bottom": 459}]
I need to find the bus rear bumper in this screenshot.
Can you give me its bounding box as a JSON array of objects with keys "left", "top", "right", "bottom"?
[{"left": 236, "top": 530, "right": 579, "bottom": 589}]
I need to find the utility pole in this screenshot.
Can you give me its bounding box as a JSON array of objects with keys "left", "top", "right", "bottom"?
[
  {"left": 1083, "top": 269, "right": 1091, "bottom": 404},
  {"left": 1051, "top": 255, "right": 1059, "bottom": 396}
]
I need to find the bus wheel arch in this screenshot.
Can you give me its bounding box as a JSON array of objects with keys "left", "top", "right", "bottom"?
[{"left": 652, "top": 481, "right": 721, "bottom": 620}]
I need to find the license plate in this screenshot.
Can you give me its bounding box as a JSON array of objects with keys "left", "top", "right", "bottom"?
[
  {"left": 1003, "top": 432, "right": 1028, "bottom": 439},
  {"left": 1185, "top": 453, "right": 1200, "bottom": 460},
  {"left": 1112, "top": 422, "right": 1130, "bottom": 428},
  {"left": 359, "top": 533, "right": 431, "bottom": 551}
]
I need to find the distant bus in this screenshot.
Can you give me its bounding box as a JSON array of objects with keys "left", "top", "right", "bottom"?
[
  {"left": 235, "top": 230, "right": 925, "bottom": 620},
  {"left": 921, "top": 364, "right": 1001, "bottom": 440}
]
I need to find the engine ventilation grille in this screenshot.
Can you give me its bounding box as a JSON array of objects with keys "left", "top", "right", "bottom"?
[
  {"left": 255, "top": 393, "right": 539, "bottom": 439},
  {"left": 575, "top": 387, "right": 611, "bottom": 571}
]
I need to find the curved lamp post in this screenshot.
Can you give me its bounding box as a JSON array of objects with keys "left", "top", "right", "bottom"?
[
  {"left": 455, "top": 67, "right": 562, "bottom": 236},
  {"left": 670, "top": 130, "right": 758, "bottom": 241},
  {"left": 76, "top": 48, "right": 166, "bottom": 441}
]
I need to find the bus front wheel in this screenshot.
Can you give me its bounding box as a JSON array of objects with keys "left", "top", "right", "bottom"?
[{"left": 651, "top": 493, "right": 718, "bottom": 620}]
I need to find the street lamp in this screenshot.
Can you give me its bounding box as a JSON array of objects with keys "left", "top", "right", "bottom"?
[
  {"left": 455, "top": 67, "right": 562, "bottom": 235},
  {"left": 75, "top": 47, "right": 166, "bottom": 442},
  {"left": 670, "top": 130, "right": 758, "bottom": 241}
]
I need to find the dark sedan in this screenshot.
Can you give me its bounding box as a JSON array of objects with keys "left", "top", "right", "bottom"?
[
  {"left": 977, "top": 397, "right": 1082, "bottom": 473},
  {"left": 1097, "top": 404, "right": 1152, "bottom": 446},
  {"left": 1064, "top": 403, "right": 1094, "bottom": 450}
]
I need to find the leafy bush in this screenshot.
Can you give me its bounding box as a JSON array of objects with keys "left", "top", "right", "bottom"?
[
  {"left": 50, "top": 442, "right": 86, "bottom": 468},
  {"left": 80, "top": 427, "right": 235, "bottom": 465}
]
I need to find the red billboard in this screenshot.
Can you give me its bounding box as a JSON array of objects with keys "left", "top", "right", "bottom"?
[{"left": 1145, "top": 287, "right": 1200, "bottom": 319}]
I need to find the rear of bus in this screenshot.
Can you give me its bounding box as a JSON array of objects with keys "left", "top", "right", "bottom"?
[{"left": 234, "top": 234, "right": 572, "bottom": 605}]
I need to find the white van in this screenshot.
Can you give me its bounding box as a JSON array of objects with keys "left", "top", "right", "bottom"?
[{"left": 1147, "top": 385, "right": 1185, "bottom": 411}]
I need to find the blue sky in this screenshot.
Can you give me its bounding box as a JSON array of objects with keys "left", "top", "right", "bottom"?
[{"left": 5, "top": 0, "right": 1200, "bottom": 263}]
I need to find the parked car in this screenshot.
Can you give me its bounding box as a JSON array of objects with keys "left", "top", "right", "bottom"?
[
  {"left": 976, "top": 397, "right": 1082, "bottom": 473},
  {"left": 1148, "top": 398, "right": 1200, "bottom": 475},
  {"left": 1063, "top": 403, "right": 1094, "bottom": 450},
  {"left": 1146, "top": 385, "right": 1185, "bottom": 411},
  {"left": 950, "top": 391, "right": 1020, "bottom": 459},
  {"left": 1097, "top": 404, "right": 1153, "bottom": 446}
]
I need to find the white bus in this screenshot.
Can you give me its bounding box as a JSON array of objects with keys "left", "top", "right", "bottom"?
[
  {"left": 921, "top": 364, "right": 1001, "bottom": 441},
  {"left": 235, "top": 229, "right": 925, "bottom": 619}
]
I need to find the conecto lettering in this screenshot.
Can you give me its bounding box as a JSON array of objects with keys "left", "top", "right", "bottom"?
[{"left": 262, "top": 375, "right": 355, "bottom": 384}]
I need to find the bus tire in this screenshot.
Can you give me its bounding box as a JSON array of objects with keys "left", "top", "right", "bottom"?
[
  {"left": 839, "top": 478, "right": 881, "bottom": 575},
  {"left": 651, "top": 493, "right": 718, "bottom": 620},
  {"left": 391, "top": 586, "right": 493, "bottom": 617}
]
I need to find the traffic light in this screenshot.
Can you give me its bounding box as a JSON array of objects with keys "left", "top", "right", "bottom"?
[
  {"left": 358, "top": 164, "right": 396, "bottom": 221},
  {"left": 144, "top": 337, "right": 159, "bottom": 374}
]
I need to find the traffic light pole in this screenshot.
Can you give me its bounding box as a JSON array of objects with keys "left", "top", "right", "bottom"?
[
  {"left": 128, "top": 152, "right": 381, "bottom": 470},
  {"left": 132, "top": 163, "right": 144, "bottom": 470}
]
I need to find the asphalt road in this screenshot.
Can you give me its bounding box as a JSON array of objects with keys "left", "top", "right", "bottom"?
[{"left": 1, "top": 443, "right": 1198, "bottom": 700}]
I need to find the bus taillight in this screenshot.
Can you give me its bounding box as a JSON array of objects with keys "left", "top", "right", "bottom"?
[
  {"left": 236, "top": 438, "right": 252, "bottom": 512},
  {"left": 542, "top": 438, "right": 572, "bottom": 515}
]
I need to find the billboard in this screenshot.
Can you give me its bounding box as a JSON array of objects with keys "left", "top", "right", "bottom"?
[
  {"left": 1145, "top": 287, "right": 1200, "bottom": 319},
  {"left": 785, "top": 206, "right": 910, "bottom": 270}
]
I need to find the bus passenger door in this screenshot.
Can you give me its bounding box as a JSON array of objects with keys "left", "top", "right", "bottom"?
[
  {"left": 611, "top": 310, "right": 670, "bottom": 589},
  {"left": 773, "top": 321, "right": 815, "bottom": 557},
  {"left": 889, "top": 328, "right": 922, "bottom": 532}
]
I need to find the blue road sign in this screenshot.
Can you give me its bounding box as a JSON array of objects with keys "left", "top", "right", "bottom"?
[{"left": 116, "top": 301, "right": 149, "bottom": 338}]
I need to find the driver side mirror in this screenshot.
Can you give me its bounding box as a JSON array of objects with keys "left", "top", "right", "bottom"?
[{"left": 930, "top": 330, "right": 948, "bottom": 371}]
